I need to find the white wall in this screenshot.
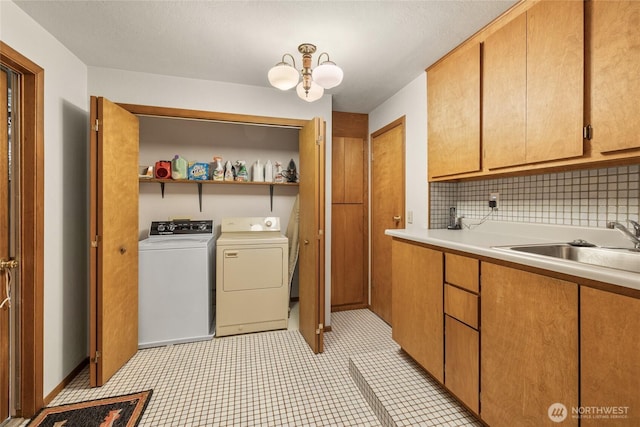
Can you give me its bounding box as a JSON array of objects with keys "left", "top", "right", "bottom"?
[
  {"left": 88, "top": 67, "right": 334, "bottom": 327},
  {"left": 1, "top": 1, "right": 89, "bottom": 397},
  {"left": 369, "top": 73, "right": 428, "bottom": 230}
]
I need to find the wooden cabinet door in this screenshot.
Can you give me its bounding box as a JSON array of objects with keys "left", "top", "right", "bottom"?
[
  {"left": 483, "top": 13, "right": 527, "bottom": 169},
  {"left": 331, "top": 137, "right": 364, "bottom": 204},
  {"left": 391, "top": 239, "right": 443, "bottom": 382},
  {"left": 331, "top": 204, "right": 365, "bottom": 308},
  {"left": 298, "top": 117, "right": 325, "bottom": 354},
  {"left": 581, "top": 287, "right": 640, "bottom": 427},
  {"left": 526, "top": 0, "right": 584, "bottom": 164},
  {"left": 89, "top": 97, "right": 140, "bottom": 387},
  {"left": 590, "top": 0, "right": 640, "bottom": 153},
  {"left": 481, "top": 263, "right": 578, "bottom": 427},
  {"left": 427, "top": 42, "right": 481, "bottom": 179},
  {"left": 445, "top": 316, "right": 478, "bottom": 414},
  {"left": 484, "top": 1, "right": 583, "bottom": 169}
]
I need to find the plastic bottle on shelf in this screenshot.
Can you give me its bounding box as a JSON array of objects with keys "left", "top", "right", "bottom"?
[
  {"left": 264, "top": 160, "right": 273, "bottom": 183},
  {"left": 274, "top": 161, "right": 284, "bottom": 183},
  {"left": 211, "top": 156, "right": 224, "bottom": 181},
  {"left": 235, "top": 160, "right": 248, "bottom": 182},
  {"left": 224, "top": 160, "right": 234, "bottom": 181},
  {"left": 252, "top": 160, "right": 264, "bottom": 182},
  {"left": 171, "top": 155, "right": 187, "bottom": 179}
]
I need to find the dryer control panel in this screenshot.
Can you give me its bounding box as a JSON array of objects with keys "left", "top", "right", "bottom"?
[{"left": 220, "top": 217, "right": 281, "bottom": 233}]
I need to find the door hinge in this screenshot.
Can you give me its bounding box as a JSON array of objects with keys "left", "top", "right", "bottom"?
[
  {"left": 316, "top": 134, "right": 324, "bottom": 145},
  {"left": 316, "top": 324, "right": 324, "bottom": 334},
  {"left": 93, "top": 119, "right": 99, "bottom": 132},
  {"left": 91, "top": 351, "right": 101, "bottom": 364},
  {"left": 91, "top": 235, "right": 100, "bottom": 248},
  {"left": 583, "top": 124, "right": 593, "bottom": 140},
  {"left": 317, "top": 229, "right": 323, "bottom": 240}
]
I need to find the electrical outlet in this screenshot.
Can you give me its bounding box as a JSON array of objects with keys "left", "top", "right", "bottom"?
[
  {"left": 407, "top": 210, "right": 413, "bottom": 224},
  {"left": 489, "top": 192, "right": 499, "bottom": 209}
]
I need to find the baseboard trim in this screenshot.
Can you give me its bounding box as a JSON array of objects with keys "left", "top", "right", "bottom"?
[
  {"left": 43, "top": 357, "right": 88, "bottom": 405},
  {"left": 324, "top": 325, "right": 332, "bottom": 333},
  {"left": 331, "top": 303, "right": 368, "bottom": 312}
]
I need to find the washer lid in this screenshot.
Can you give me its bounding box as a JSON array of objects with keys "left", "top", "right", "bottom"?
[{"left": 139, "top": 236, "right": 214, "bottom": 250}]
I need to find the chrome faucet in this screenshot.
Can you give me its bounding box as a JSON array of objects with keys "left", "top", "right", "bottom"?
[{"left": 607, "top": 220, "right": 640, "bottom": 249}]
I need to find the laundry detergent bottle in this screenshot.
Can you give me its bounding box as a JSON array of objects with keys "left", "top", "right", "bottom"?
[
  {"left": 264, "top": 160, "right": 273, "bottom": 183},
  {"left": 252, "top": 159, "right": 264, "bottom": 182},
  {"left": 171, "top": 155, "right": 188, "bottom": 179}
]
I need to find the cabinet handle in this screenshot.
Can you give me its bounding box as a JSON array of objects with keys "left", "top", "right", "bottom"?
[
  {"left": 119, "top": 247, "right": 127, "bottom": 254},
  {"left": 393, "top": 216, "right": 402, "bottom": 222},
  {"left": 304, "top": 239, "right": 310, "bottom": 245}
]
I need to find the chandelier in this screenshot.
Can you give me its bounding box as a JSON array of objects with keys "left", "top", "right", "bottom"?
[{"left": 268, "top": 43, "right": 344, "bottom": 102}]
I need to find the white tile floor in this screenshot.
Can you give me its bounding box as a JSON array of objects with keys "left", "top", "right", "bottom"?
[
  {"left": 33, "top": 309, "right": 480, "bottom": 426},
  {"left": 350, "top": 350, "right": 481, "bottom": 427}
]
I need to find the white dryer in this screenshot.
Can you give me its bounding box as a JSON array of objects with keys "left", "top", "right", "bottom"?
[
  {"left": 138, "top": 219, "right": 215, "bottom": 348},
  {"left": 216, "top": 217, "right": 289, "bottom": 337}
]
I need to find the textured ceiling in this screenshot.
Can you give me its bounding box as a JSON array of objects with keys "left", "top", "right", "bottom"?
[{"left": 15, "top": 0, "right": 517, "bottom": 113}]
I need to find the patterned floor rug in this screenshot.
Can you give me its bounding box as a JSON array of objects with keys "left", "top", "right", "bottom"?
[{"left": 27, "top": 390, "right": 152, "bottom": 427}]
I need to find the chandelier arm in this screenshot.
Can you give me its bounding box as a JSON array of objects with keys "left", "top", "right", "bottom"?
[
  {"left": 317, "top": 52, "right": 331, "bottom": 65},
  {"left": 281, "top": 53, "right": 297, "bottom": 69}
]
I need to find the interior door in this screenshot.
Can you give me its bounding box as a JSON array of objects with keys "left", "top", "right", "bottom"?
[
  {"left": 298, "top": 117, "right": 325, "bottom": 353},
  {"left": 0, "top": 67, "right": 10, "bottom": 424},
  {"left": 371, "top": 119, "right": 405, "bottom": 324},
  {"left": 89, "top": 96, "right": 139, "bottom": 386}
]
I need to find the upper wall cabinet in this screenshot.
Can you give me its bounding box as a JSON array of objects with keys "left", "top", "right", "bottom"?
[
  {"left": 427, "top": 42, "right": 481, "bottom": 179},
  {"left": 483, "top": 0, "right": 584, "bottom": 169},
  {"left": 589, "top": 0, "right": 640, "bottom": 154}
]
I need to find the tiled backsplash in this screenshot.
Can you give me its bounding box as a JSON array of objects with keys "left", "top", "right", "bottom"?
[{"left": 430, "top": 164, "right": 640, "bottom": 229}]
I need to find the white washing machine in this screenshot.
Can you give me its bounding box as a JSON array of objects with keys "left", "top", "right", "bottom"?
[
  {"left": 138, "top": 219, "right": 215, "bottom": 348},
  {"left": 216, "top": 217, "right": 289, "bottom": 337}
]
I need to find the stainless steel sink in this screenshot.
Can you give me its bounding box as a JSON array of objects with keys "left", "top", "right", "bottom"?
[{"left": 495, "top": 243, "right": 640, "bottom": 274}]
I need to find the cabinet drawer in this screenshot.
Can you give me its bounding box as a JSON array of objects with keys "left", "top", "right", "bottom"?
[
  {"left": 445, "top": 253, "right": 479, "bottom": 293},
  {"left": 444, "top": 284, "right": 478, "bottom": 329}
]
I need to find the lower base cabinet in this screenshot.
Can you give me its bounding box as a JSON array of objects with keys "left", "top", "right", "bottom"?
[
  {"left": 581, "top": 287, "right": 640, "bottom": 427},
  {"left": 391, "top": 239, "right": 444, "bottom": 382},
  {"left": 391, "top": 241, "right": 638, "bottom": 427},
  {"left": 481, "top": 262, "right": 578, "bottom": 427},
  {"left": 445, "top": 315, "right": 479, "bottom": 413}
]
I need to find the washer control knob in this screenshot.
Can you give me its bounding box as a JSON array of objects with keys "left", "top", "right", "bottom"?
[
  {"left": 168, "top": 223, "right": 176, "bottom": 232},
  {"left": 198, "top": 223, "right": 207, "bottom": 231},
  {"left": 265, "top": 220, "right": 273, "bottom": 227},
  {"left": 157, "top": 224, "right": 165, "bottom": 232}
]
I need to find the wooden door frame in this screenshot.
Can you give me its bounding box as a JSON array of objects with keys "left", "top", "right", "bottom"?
[{"left": 0, "top": 42, "right": 45, "bottom": 418}]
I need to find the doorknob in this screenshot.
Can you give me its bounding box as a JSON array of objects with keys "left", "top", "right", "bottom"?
[
  {"left": 393, "top": 216, "right": 402, "bottom": 222},
  {"left": 0, "top": 258, "right": 18, "bottom": 270},
  {"left": 119, "top": 246, "right": 127, "bottom": 254}
]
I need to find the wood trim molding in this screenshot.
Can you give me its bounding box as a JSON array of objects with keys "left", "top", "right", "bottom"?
[
  {"left": 370, "top": 115, "right": 405, "bottom": 139},
  {"left": 0, "top": 41, "right": 45, "bottom": 418},
  {"left": 117, "top": 103, "right": 308, "bottom": 128},
  {"left": 43, "top": 358, "right": 88, "bottom": 406}
]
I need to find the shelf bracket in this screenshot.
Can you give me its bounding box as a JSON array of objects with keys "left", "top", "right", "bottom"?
[
  {"left": 269, "top": 184, "right": 274, "bottom": 212},
  {"left": 160, "top": 182, "right": 165, "bottom": 198},
  {"left": 198, "top": 183, "right": 203, "bottom": 212}
]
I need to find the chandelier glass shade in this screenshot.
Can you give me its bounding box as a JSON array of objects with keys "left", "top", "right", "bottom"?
[{"left": 268, "top": 43, "right": 343, "bottom": 102}]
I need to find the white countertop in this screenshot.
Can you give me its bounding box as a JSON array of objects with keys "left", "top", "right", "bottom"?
[{"left": 385, "top": 220, "right": 640, "bottom": 291}]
